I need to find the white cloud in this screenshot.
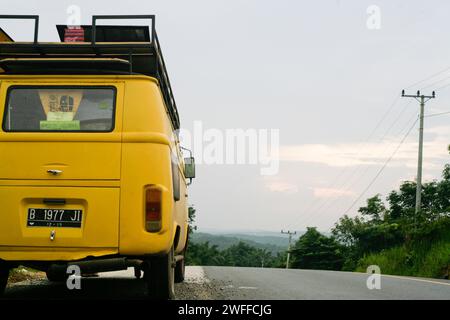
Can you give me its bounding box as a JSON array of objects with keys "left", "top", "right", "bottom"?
[
  {"left": 264, "top": 180, "right": 299, "bottom": 194},
  {"left": 312, "top": 187, "right": 355, "bottom": 199},
  {"left": 279, "top": 126, "right": 449, "bottom": 168},
  {"left": 426, "top": 125, "right": 450, "bottom": 136}
]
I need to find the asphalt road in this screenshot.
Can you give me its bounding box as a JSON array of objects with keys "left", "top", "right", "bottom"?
[
  {"left": 2, "top": 266, "right": 450, "bottom": 300},
  {"left": 202, "top": 266, "right": 450, "bottom": 300}
]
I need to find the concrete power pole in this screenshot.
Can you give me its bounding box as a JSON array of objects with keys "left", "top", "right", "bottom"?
[
  {"left": 281, "top": 230, "right": 296, "bottom": 269},
  {"left": 401, "top": 90, "right": 435, "bottom": 221}
]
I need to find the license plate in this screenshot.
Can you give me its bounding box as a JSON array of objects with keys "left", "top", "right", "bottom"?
[{"left": 27, "top": 208, "right": 83, "bottom": 228}]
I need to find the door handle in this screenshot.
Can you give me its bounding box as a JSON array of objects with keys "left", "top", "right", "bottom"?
[{"left": 47, "top": 169, "right": 63, "bottom": 176}]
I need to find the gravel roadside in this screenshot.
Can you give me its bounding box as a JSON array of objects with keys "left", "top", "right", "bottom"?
[{"left": 3, "top": 266, "right": 233, "bottom": 300}]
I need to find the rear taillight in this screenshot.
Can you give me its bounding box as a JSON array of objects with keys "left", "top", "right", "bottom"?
[{"left": 145, "top": 187, "right": 162, "bottom": 232}]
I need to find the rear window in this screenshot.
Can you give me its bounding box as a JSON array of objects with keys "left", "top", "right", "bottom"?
[{"left": 3, "top": 86, "right": 116, "bottom": 132}]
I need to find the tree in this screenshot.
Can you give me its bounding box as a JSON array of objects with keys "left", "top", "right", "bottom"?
[
  {"left": 221, "top": 242, "right": 276, "bottom": 267},
  {"left": 386, "top": 181, "right": 416, "bottom": 222},
  {"left": 333, "top": 201, "right": 403, "bottom": 258},
  {"left": 188, "top": 206, "right": 197, "bottom": 236},
  {"left": 332, "top": 146, "right": 450, "bottom": 272},
  {"left": 185, "top": 206, "right": 281, "bottom": 267},
  {"left": 290, "top": 227, "right": 344, "bottom": 270},
  {"left": 185, "top": 241, "right": 227, "bottom": 266},
  {"left": 332, "top": 215, "right": 365, "bottom": 247},
  {"left": 358, "top": 194, "right": 386, "bottom": 221}
]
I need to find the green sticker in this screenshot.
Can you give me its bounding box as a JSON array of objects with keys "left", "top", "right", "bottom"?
[
  {"left": 98, "top": 101, "right": 111, "bottom": 110},
  {"left": 40, "top": 120, "right": 80, "bottom": 131}
]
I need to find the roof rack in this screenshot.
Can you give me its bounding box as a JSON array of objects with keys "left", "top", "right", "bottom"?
[{"left": 0, "top": 15, "right": 180, "bottom": 129}]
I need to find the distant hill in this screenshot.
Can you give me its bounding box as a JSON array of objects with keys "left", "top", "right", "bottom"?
[{"left": 190, "top": 232, "right": 292, "bottom": 254}]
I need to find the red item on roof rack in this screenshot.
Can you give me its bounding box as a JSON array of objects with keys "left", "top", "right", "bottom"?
[{"left": 64, "top": 27, "right": 85, "bottom": 42}]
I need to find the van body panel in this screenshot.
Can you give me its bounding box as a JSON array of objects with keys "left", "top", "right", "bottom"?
[
  {"left": 119, "top": 143, "right": 174, "bottom": 255},
  {"left": 0, "top": 142, "right": 121, "bottom": 180},
  {"left": 118, "top": 80, "right": 187, "bottom": 256},
  {"left": 0, "top": 179, "right": 120, "bottom": 188},
  {"left": 0, "top": 75, "right": 188, "bottom": 263},
  {"left": 0, "top": 186, "right": 120, "bottom": 248},
  {"left": 0, "top": 248, "right": 118, "bottom": 261}
]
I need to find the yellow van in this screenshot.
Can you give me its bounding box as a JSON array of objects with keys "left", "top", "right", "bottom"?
[{"left": 0, "top": 15, "right": 195, "bottom": 299}]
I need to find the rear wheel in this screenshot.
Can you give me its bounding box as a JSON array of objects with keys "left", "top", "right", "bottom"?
[
  {"left": 0, "top": 263, "right": 9, "bottom": 296},
  {"left": 134, "top": 267, "right": 142, "bottom": 279},
  {"left": 174, "top": 253, "right": 185, "bottom": 283},
  {"left": 144, "top": 247, "right": 175, "bottom": 300}
]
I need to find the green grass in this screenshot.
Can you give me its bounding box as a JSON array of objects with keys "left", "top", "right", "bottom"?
[{"left": 356, "top": 235, "right": 450, "bottom": 279}]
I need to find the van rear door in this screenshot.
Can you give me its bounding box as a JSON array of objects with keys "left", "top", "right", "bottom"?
[{"left": 0, "top": 83, "right": 123, "bottom": 249}]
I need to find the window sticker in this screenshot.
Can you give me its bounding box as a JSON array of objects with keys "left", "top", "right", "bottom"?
[{"left": 38, "top": 90, "right": 82, "bottom": 130}]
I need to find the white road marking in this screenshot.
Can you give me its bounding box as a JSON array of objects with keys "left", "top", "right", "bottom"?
[
  {"left": 352, "top": 269, "right": 450, "bottom": 287},
  {"left": 381, "top": 274, "right": 450, "bottom": 287},
  {"left": 238, "top": 286, "right": 258, "bottom": 290},
  {"left": 184, "top": 266, "right": 210, "bottom": 284}
]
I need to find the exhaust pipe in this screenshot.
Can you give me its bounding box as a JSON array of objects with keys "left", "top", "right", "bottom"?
[{"left": 48, "top": 258, "right": 143, "bottom": 275}]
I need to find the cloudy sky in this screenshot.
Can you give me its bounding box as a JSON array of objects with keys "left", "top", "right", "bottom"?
[{"left": 3, "top": 0, "right": 450, "bottom": 232}]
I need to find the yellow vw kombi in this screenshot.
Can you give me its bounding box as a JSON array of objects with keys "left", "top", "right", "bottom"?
[{"left": 0, "top": 15, "right": 195, "bottom": 299}]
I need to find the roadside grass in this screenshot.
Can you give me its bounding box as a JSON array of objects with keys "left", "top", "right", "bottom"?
[
  {"left": 7, "top": 267, "right": 46, "bottom": 285},
  {"left": 355, "top": 235, "right": 450, "bottom": 279}
]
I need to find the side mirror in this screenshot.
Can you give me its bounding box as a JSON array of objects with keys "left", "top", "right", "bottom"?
[{"left": 184, "top": 157, "right": 196, "bottom": 183}]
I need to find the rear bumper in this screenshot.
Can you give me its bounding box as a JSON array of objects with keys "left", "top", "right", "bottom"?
[{"left": 0, "top": 246, "right": 118, "bottom": 261}]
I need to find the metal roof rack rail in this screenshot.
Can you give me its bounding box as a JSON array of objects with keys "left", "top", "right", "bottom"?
[{"left": 0, "top": 14, "right": 180, "bottom": 129}]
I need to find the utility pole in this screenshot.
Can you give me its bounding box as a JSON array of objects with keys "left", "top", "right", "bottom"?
[
  {"left": 281, "top": 230, "right": 296, "bottom": 269},
  {"left": 401, "top": 90, "right": 436, "bottom": 222}
]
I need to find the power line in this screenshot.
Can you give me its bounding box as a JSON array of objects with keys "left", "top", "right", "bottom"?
[
  {"left": 366, "top": 95, "right": 402, "bottom": 139},
  {"left": 296, "top": 89, "right": 441, "bottom": 229},
  {"left": 292, "top": 100, "right": 415, "bottom": 230},
  {"left": 341, "top": 117, "right": 419, "bottom": 216},
  {"left": 289, "top": 95, "right": 403, "bottom": 229},
  {"left": 291, "top": 67, "right": 449, "bottom": 231},
  {"left": 377, "top": 99, "right": 412, "bottom": 142},
  {"left": 425, "top": 110, "right": 450, "bottom": 118},
  {"left": 435, "top": 82, "right": 450, "bottom": 91},
  {"left": 405, "top": 65, "right": 450, "bottom": 89},
  {"left": 297, "top": 109, "right": 419, "bottom": 230},
  {"left": 323, "top": 109, "right": 422, "bottom": 230},
  {"left": 420, "top": 75, "right": 450, "bottom": 90}
]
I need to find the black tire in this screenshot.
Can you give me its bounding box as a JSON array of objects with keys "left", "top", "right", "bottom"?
[
  {"left": 174, "top": 254, "right": 185, "bottom": 283},
  {"left": 46, "top": 266, "right": 69, "bottom": 282},
  {"left": 144, "top": 247, "right": 175, "bottom": 300},
  {"left": 134, "top": 267, "right": 142, "bottom": 279},
  {"left": 0, "top": 264, "right": 9, "bottom": 296}
]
